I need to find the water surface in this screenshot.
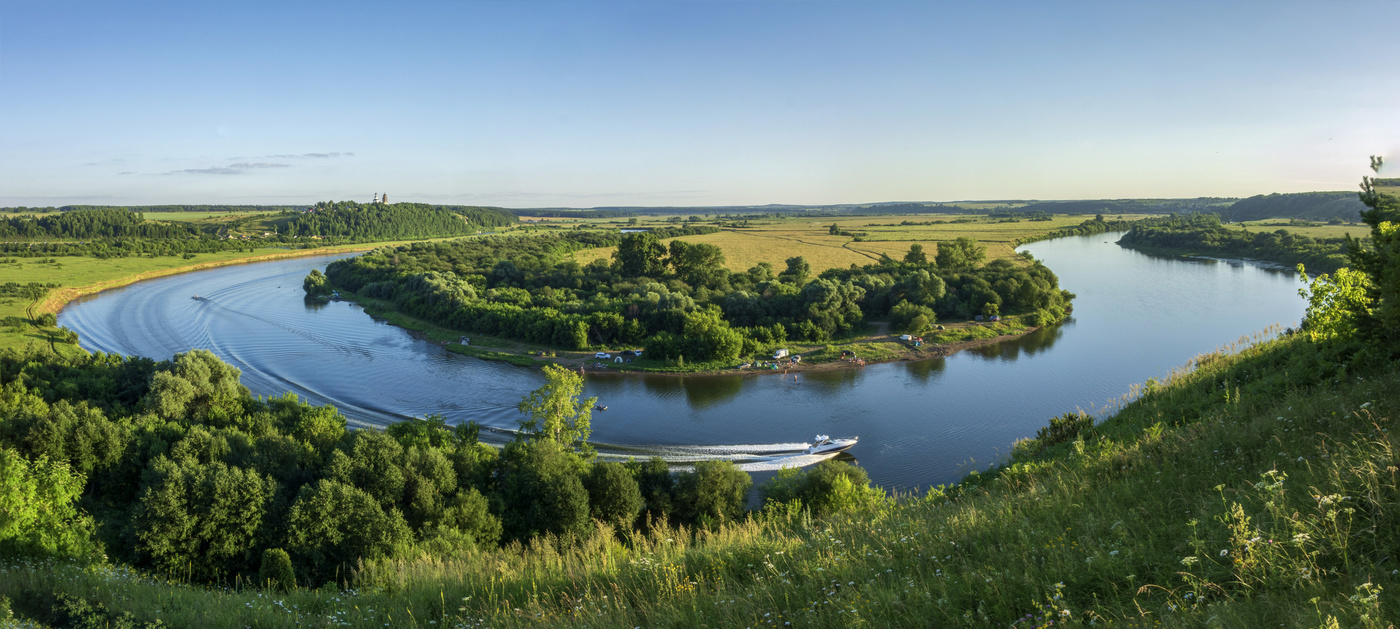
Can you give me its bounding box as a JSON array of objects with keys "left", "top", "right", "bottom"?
[{"left": 61, "top": 234, "right": 1305, "bottom": 490}]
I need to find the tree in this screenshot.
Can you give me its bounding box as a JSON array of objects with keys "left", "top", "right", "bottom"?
[
  {"left": 584, "top": 461, "right": 644, "bottom": 530},
  {"left": 285, "top": 479, "right": 411, "bottom": 584},
  {"left": 903, "top": 243, "right": 927, "bottom": 264},
  {"left": 1346, "top": 155, "right": 1400, "bottom": 353},
  {"left": 302, "top": 269, "right": 330, "bottom": 296},
  {"left": 516, "top": 364, "right": 596, "bottom": 453},
  {"left": 779, "top": 256, "right": 811, "bottom": 285},
  {"left": 0, "top": 447, "right": 98, "bottom": 559},
  {"left": 496, "top": 440, "right": 591, "bottom": 542},
  {"left": 142, "top": 350, "right": 249, "bottom": 426},
  {"left": 614, "top": 232, "right": 667, "bottom": 278},
  {"left": 935, "top": 237, "right": 987, "bottom": 271},
  {"left": 675, "top": 460, "right": 751, "bottom": 528},
  {"left": 759, "top": 460, "right": 885, "bottom": 517}
]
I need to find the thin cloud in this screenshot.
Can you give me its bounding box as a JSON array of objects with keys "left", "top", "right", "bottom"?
[
  {"left": 166, "top": 162, "right": 291, "bottom": 176},
  {"left": 241, "top": 152, "right": 355, "bottom": 160}
]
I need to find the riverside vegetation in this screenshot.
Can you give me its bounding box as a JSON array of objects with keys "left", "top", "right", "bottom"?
[
  {"left": 312, "top": 225, "right": 1075, "bottom": 369},
  {"left": 2, "top": 167, "right": 1398, "bottom": 626}
]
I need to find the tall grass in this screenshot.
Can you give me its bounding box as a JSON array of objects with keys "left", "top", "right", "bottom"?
[{"left": 4, "top": 332, "right": 1398, "bottom": 627}]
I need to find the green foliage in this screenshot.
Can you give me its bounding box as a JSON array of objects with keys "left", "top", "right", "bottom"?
[
  {"left": 1031, "top": 412, "right": 1094, "bottom": 451},
  {"left": 142, "top": 349, "right": 249, "bottom": 425},
  {"left": 759, "top": 460, "right": 886, "bottom": 517},
  {"left": 779, "top": 256, "right": 810, "bottom": 285},
  {"left": 934, "top": 236, "right": 986, "bottom": 270},
  {"left": 302, "top": 269, "right": 330, "bottom": 296},
  {"left": 285, "top": 479, "right": 412, "bottom": 584},
  {"left": 890, "top": 299, "right": 936, "bottom": 334},
  {"left": 285, "top": 201, "right": 515, "bottom": 240},
  {"left": 516, "top": 364, "right": 596, "bottom": 452},
  {"left": 674, "top": 460, "right": 751, "bottom": 529},
  {"left": 131, "top": 457, "right": 276, "bottom": 581},
  {"left": 584, "top": 462, "right": 644, "bottom": 530},
  {"left": 1118, "top": 213, "right": 1353, "bottom": 273},
  {"left": 497, "top": 440, "right": 592, "bottom": 543},
  {"left": 903, "top": 243, "right": 927, "bottom": 264},
  {"left": 258, "top": 548, "right": 295, "bottom": 591},
  {"left": 0, "top": 447, "right": 98, "bottom": 559},
  {"left": 614, "top": 232, "right": 667, "bottom": 278},
  {"left": 1297, "top": 265, "right": 1372, "bottom": 343},
  {"left": 1348, "top": 162, "right": 1400, "bottom": 353}
]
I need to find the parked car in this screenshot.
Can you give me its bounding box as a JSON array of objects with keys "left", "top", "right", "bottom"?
[{"left": 595, "top": 352, "right": 611, "bottom": 359}]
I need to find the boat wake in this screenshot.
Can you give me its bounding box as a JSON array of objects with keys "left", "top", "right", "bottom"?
[{"left": 480, "top": 429, "right": 842, "bottom": 470}]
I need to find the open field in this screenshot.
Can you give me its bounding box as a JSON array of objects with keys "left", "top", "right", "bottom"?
[
  {"left": 572, "top": 214, "right": 1159, "bottom": 273},
  {"left": 1225, "top": 221, "right": 1367, "bottom": 240}
]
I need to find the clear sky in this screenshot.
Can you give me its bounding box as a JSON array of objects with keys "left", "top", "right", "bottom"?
[{"left": 1, "top": 1, "right": 1396, "bottom": 208}]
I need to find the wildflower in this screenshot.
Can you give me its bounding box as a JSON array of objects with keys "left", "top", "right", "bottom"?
[
  {"left": 1181, "top": 556, "right": 1199, "bottom": 567},
  {"left": 1219, "top": 550, "right": 1229, "bottom": 557}
]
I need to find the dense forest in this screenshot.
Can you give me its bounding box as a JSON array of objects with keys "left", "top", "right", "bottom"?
[
  {"left": 317, "top": 226, "right": 1074, "bottom": 362},
  {"left": 1117, "top": 213, "right": 1357, "bottom": 273},
  {"left": 0, "top": 203, "right": 517, "bottom": 259},
  {"left": 284, "top": 202, "right": 516, "bottom": 240},
  {"left": 0, "top": 347, "right": 881, "bottom": 587},
  {"left": 1220, "top": 191, "right": 1366, "bottom": 223}
]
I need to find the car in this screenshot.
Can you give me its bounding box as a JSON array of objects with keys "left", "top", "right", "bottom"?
[{"left": 595, "top": 352, "right": 611, "bottom": 359}]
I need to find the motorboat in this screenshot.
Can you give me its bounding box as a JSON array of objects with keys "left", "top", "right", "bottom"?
[{"left": 804, "top": 434, "right": 858, "bottom": 455}]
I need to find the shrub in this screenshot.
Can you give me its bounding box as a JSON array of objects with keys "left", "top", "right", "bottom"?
[
  {"left": 1034, "top": 412, "right": 1093, "bottom": 450},
  {"left": 258, "top": 548, "right": 296, "bottom": 591},
  {"left": 759, "top": 460, "right": 885, "bottom": 517}
]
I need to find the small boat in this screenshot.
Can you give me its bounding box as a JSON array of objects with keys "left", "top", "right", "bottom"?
[
  {"left": 804, "top": 434, "right": 858, "bottom": 455},
  {"left": 594, "top": 404, "right": 608, "bottom": 411}
]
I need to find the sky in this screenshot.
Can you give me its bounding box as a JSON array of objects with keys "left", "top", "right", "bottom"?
[{"left": 1, "top": 1, "right": 1397, "bottom": 208}]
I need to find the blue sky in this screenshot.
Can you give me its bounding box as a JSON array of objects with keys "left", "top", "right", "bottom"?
[{"left": 1, "top": 1, "right": 1396, "bottom": 207}]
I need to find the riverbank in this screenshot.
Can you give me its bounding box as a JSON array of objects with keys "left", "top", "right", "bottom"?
[
  {"left": 1, "top": 238, "right": 466, "bottom": 355},
  {"left": 340, "top": 289, "right": 1043, "bottom": 377}
]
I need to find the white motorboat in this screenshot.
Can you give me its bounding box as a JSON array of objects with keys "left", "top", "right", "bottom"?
[{"left": 804, "top": 434, "right": 858, "bottom": 455}]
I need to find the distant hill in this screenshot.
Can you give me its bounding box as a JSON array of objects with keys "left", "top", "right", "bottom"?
[{"left": 1221, "top": 191, "right": 1366, "bottom": 223}]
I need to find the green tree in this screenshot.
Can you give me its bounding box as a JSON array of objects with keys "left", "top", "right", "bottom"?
[
  {"left": 142, "top": 350, "right": 249, "bottom": 426},
  {"left": 496, "top": 440, "right": 591, "bottom": 542},
  {"left": 779, "top": 256, "right": 811, "bottom": 285},
  {"left": 302, "top": 269, "right": 330, "bottom": 296},
  {"left": 516, "top": 364, "right": 596, "bottom": 452},
  {"left": 903, "top": 243, "right": 927, "bottom": 264},
  {"left": 584, "top": 461, "right": 644, "bottom": 530},
  {"left": 1347, "top": 155, "right": 1400, "bottom": 353},
  {"left": 0, "top": 447, "right": 98, "bottom": 559},
  {"left": 759, "top": 460, "right": 885, "bottom": 518},
  {"left": 131, "top": 457, "right": 276, "bottom": 581},
  {"left": 285, "top": 479, "right": 412, "bottom": 584},
  {"left": 614, "top": 232, "right": 667, "bottom": 278},
  {"left": 935, "top": 237, "right": 987, "bottom": 271},
  {"left": 675, "top": 460, "right": 751, "bottom": 529}
]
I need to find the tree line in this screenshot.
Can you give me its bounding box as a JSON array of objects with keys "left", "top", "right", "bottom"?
[
  {"left": 287, "top": 202, "right": 516, "bottom": 240},
  {"left": 1118, "top": 214, "right": 1356, "bottom": 273},
  {"left": 317, "top": 227, "right": 1074, "bottom": 363}
]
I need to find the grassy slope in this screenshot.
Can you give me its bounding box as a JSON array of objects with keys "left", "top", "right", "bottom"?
[{"left": 4, "top": 331, "right": 1396, "bottom": 627}]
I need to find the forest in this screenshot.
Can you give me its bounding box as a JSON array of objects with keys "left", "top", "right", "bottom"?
[
  {"left": 0, "top": 347, "right": 881, "bottom": 587},
  {"left": 1117, "top": 213, "right": 1357, "bottom": 272},
  {"left": 285, "top": 201, "right": 516, "bottom": 239},
  {"left": 317, "top": 225, "right": 1074, "bottom": 363},
  {"left": 0, "top": 203, "right": 518, "bottom": 259}
]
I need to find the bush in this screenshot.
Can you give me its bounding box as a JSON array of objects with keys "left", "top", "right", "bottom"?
[
  {"left": 258, "top": 548, "right": 296, "bottom": 591},
  {"left": 584, "top": 462, "right": 644, "bottom": 530},
  {"left": 760, "top": 460, "right": 885, "bottom": 517},
  {"left": 675, "top": 460, "right": 751, "bottom": 528},
  {"left": 1034, "top": 412, "right": 1093, "bottom": 450}
]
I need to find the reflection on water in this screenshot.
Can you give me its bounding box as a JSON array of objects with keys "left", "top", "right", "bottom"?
[{"left": 61, "top": 234, "right": 1308, "bottom": 490}]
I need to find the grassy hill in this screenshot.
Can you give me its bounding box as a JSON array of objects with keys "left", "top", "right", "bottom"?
[{"left": 1, "top": 328, "right": 1395, "bottom": 627}]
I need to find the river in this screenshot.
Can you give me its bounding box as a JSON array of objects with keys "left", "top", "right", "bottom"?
[{"left": 59, "top": 233, "right": 1306, "bottom": 491}]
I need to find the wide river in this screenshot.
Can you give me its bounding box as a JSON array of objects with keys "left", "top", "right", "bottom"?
[{"left": 60, "top": 234, "right": 1306, "bottom": 491}]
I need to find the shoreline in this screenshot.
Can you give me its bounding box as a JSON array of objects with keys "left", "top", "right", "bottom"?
[
  {"left": 42, "top": 244, "right": 395, "bottom": 318},
  {"left": 351, "top": 292, "right": 1046, "bottom": 378}
]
